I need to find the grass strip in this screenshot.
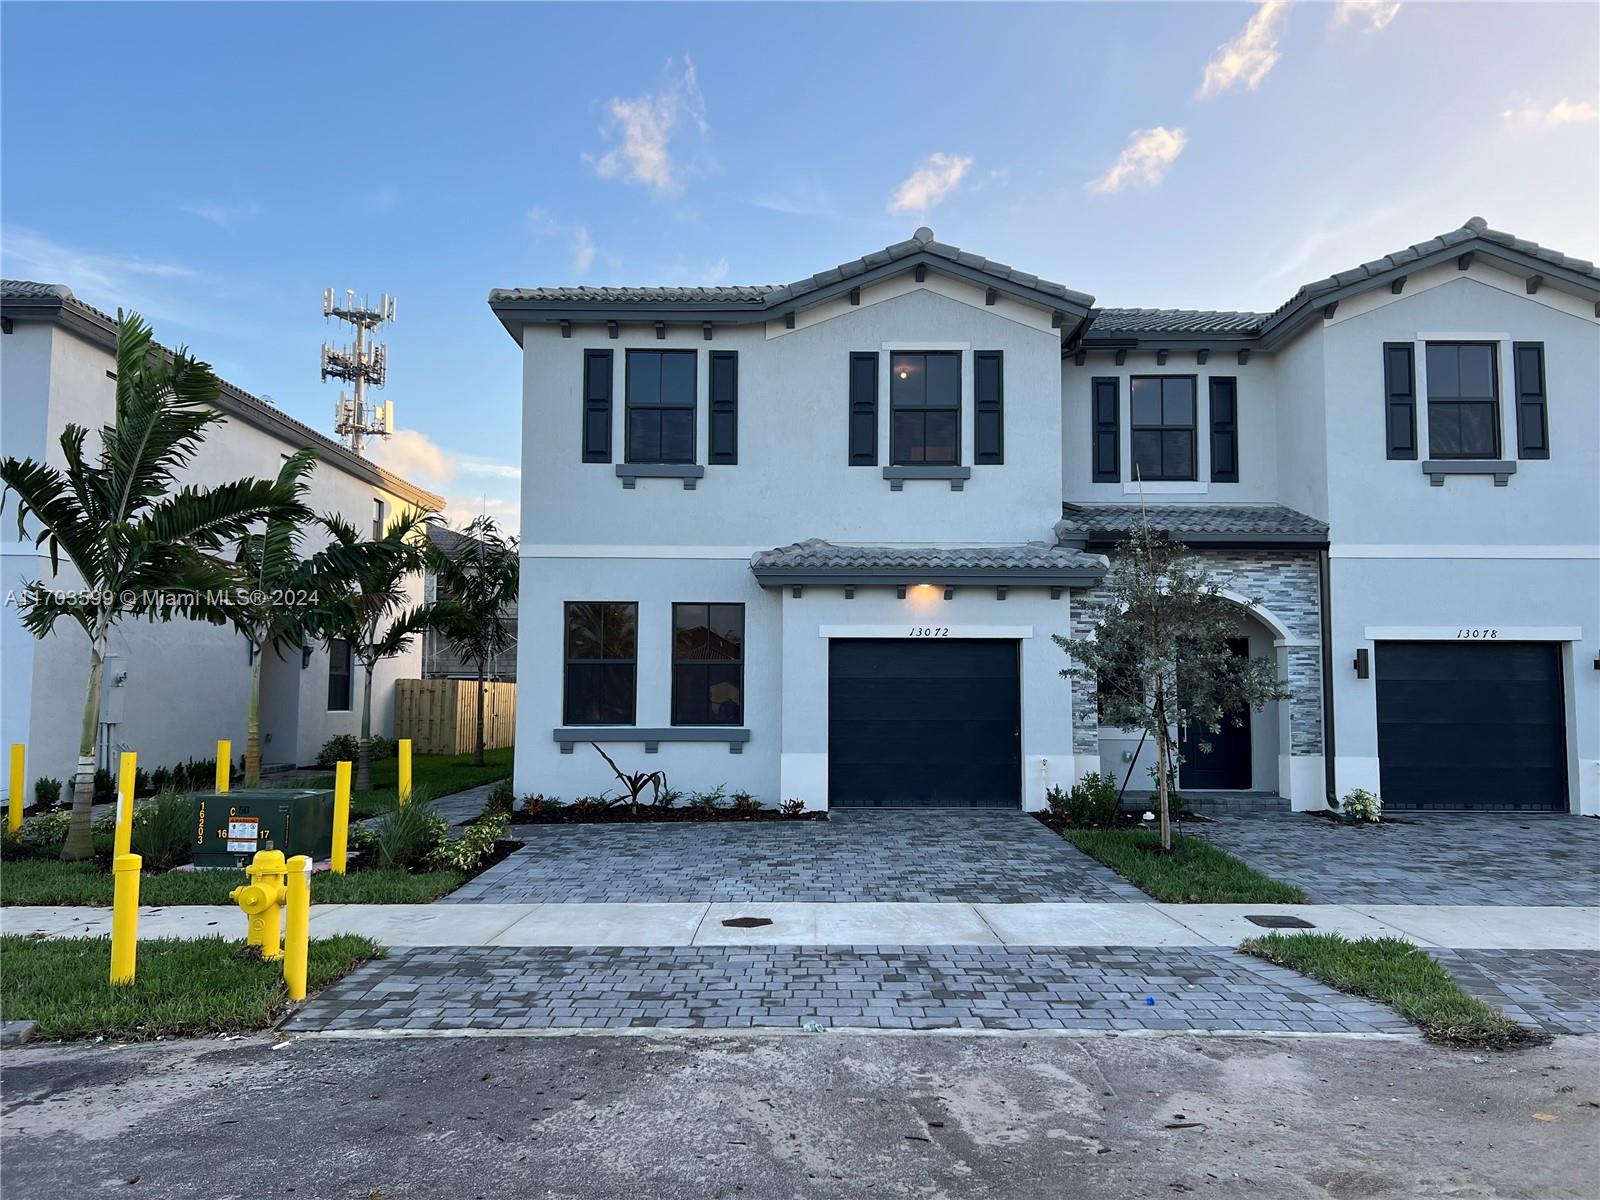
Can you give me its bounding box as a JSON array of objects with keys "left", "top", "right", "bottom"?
[
  {"left": 307, "top": 747, "right": 513, "bottom": 818},
  {"left": 0, "top": 933, "right": 383, "bottom": 1040},
  {"left": 1062, "top": 827, "right": 1308, "bottom": 903},
  {"left": 1242, "top": 932, "right": 1540, "bottom": 1048},
  {"left": 0, "top": 859, "right": 464, "bottom": 907}
]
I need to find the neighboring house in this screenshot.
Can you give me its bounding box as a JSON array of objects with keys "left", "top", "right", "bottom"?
[
  {"left": 422, "top": 524, "right": 519, "bottom": 680},
  {"left": 1, "top": 281, "right": 445, "bottom": 781},
  {"left": 493, "top": 217, "right": 1598, "bottom": 816}
]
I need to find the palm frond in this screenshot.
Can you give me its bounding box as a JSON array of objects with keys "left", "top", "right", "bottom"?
[{"left": 0, "top": 453, "right": 102, "bottom": 581}]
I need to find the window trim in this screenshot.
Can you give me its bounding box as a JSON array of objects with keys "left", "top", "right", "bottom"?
[
  {"left": 1423, "top": 340, "right": 1501, "bottom": 461},
  {"left": 327, "top": 638, "right": 352, "bottom": 712},
  {"left": 889, "top": 349, "right": 962, "bottom": 467},
  {"left": 670, "top": 602, "right": 745, "bottom": 728},
  {"left": 1128, "top": 374, "right": 1199, "bottom": 483},
  {"left": 624, "top": 349, "right": 698, "bottom": 466},
  {"left": 561, "top": 601, "right": 639, "bottom": 727}
]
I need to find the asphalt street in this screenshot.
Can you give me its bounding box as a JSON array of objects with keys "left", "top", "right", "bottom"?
[{"left": 2, "top": 1031, "right": 1597, "bottom": 1199}]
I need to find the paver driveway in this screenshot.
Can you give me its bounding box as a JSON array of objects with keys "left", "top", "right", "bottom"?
[
  {"left": 446, "top": 809, "right": 1146, "bottom": 904},
  {"left": 1188, "top": 811, "right": 1600, "bottom": 906}
]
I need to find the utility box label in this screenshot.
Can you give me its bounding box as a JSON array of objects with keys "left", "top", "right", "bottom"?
[{"left": 226, "top": 817, "right": 260, "bottom": 853}]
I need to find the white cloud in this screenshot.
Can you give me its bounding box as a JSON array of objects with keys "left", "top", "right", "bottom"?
[
  {"left": 1502, "top": 97, "right": 1599, "bottom": 128},
  {"left": 441, "top": 493, "right": 521, "bottom": 536},
  {"left": 1332, "top": 0, "right": 1401, "bottom": 32},
  {"left": 458, "top": 457, "right": 522, "bottom": 481},
  {"left": 368, "top": 428, "right": 456, "bottom": 487},
  {"left": 887, "top": 153, "right": 973, "bottom": 214},
  {"left": 1199, "top": 0, "right": 1290, "bottom": 98},
  {"left": 0, "top": 225, "right": 218, "bottom": 329},
  {"left": 1086, "top": 127, "right": 1189, "bottom": 195},
  {"left": 527, "top": 208, "right": 601, "bottom": 276},
  {"left": 587, "top": 56, "right": 708, "bottom": 195},
  {"left": 748, "top": 178, "right": 838, "bottom": 218},
  {"left": 179, "top": 200, "right": 261, "bottom": 228}
]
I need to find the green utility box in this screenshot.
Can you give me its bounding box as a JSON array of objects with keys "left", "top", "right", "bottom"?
[{"left": 188, "top": 789, "right": 335, "bottom": 869}]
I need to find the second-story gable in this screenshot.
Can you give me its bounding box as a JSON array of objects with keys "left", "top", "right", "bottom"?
[{"left": 496, "top": 228, "right": 1092, "bottom": 549}]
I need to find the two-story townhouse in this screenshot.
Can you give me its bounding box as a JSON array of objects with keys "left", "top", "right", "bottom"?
[
  {"left": 493, "top": 218, "right": 1599, "bottom": 817},
  {"left": 1, "top": 281, "right": 445, "bottom": 784}
]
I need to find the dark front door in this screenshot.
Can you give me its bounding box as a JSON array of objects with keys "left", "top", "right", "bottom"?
[
  {"left": 1375, "top": 641, "right": 1567, "bottom": 811},
  {"left": 828, "top": 638, "right": 1021, "bottom": 808},
  {"left": 1179, "top": 637, "right": 1253, "bottom": 790}
]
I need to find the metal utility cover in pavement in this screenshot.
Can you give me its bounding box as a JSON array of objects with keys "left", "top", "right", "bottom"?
[
  {"left": 1244, "top": 914, "right": 1316, "bottom": 929},
  {"left": 721, "top": 917, "right": 774, "bottom": 929}
]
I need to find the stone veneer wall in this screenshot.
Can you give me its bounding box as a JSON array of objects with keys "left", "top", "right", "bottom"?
[{"left": 1068, "top": 549, "right": 1325, "bottom": 759}]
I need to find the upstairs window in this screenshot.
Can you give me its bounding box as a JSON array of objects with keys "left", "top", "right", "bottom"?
[
  {"left": 327, "top": 639, "right": 352, "bottom": 712},
  {"left": 626, "top": 350, "right": 696, "bottom": 464},
  {"left": 890, "top": 351, "right": 960, "bottom": 466},
  {"left": 672, "top": 603, "right": 744, "bottom": 726},
  {"left": 372, "top": 498, "right": 386, "bottom": 540},
  {"left": 563, "top": 602, "right": 637, "bottom": 725},
  {"left": 1130, "top": 376, "right": 1197, "bottom": 481},
  {"left": 1426, "top": 342, "right": 1499, "bottom": 459}
]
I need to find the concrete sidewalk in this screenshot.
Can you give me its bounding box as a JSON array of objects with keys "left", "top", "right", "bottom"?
[{"left": 5, "top": 900, "right": 1597, "bottom": 950}]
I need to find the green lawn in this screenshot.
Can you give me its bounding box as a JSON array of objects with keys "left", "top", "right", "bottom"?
[
  {"left": 1242, "top": 932, "right": 1538, "bottom": 1048},
  {"left": 0, "top": 934, "right": 382, "bottom": 1040},
  {"left": 0, "top": 859, "right": 465, "bottom": 907},
  {"left": 308, "top": 746, "right": 513, "bottom": 818},
  {"left": 1063, "top": 827, "right": 1308, "bottom": 903}
]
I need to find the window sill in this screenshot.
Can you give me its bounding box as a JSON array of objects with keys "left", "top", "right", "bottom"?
[
  {"left": 553, "top": 726, "right": 751, "bottom": 754},
  {"left": 883, "top": 465, "right": 972, "bottom": 492},
  {"left": 1122, "top": 479, "right": 1206, "bottom": 495},
  {"left": 1421, "top": 459, "right": 1517, "bottom": 487},
  {"left": 616, "top": 464, "right": 705, "bottom": 490}
]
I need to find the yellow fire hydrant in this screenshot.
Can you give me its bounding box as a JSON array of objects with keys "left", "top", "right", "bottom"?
[{"left": 230, "top": 849, "right": 288, "bottom": 960}]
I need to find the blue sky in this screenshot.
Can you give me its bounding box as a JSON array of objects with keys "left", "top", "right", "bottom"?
[{"left": 4, "top": 1, "right": 1596, "bottom": 530}]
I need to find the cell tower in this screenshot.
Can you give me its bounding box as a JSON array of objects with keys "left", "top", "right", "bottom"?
[{"left": 321, "top": 288, "right": 397, "bottom": 454}]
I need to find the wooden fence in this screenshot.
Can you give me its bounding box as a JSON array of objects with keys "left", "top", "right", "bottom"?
[{"left": 395, "top": 679, "right": 517, "bottom": 756}]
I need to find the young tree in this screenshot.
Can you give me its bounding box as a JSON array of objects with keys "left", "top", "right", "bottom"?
[
  {"left": 426, "top": 515, "right": 519, "bottom": 766},
  {"left": 1, "top": 312, "right": 308, "bottom": 859},
  {"left": 316, "top": 509, "right": 434, "bottom": 791},
  {"left": 1054, "top": 517, "right": 1287, "bottom": 851},
  {"left": 230, "top": 453, "right": 410, "bottom": 786}
]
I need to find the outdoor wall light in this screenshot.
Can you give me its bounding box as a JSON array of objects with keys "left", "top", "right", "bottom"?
[
  {"left": 896, "top": 585, "right": 907, "bottom": 599},
  {"left": 1353, "top": 647, "right": 1370, "bottom": 679}
]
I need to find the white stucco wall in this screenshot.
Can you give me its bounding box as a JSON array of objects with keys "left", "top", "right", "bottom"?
[{"left": 1, "top": 318, "right": 433, "bottom": 791}]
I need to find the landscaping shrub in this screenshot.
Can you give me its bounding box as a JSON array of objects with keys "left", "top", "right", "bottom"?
[
  {"left": 315, "top": 734, "right": 360, "bottom": 768},
  {"left": 368, "top": 734, "right": 396, "bottom": 761},
  {"left": 426, "top": 811, "right": 509, "bottom": 873},
  {"left": 691, "top": 786, "right": 725, "bottom": 815},
  {"left": 1048, "top": 772, "right": 1121, "bottom": 828},
  {"left": 131, "top": 789, "right": 193, "bottom": 871},
  {"left": 656, "top": 787, "right": 682, "bottom": 810},
  {"left": 520, "top": 793, "right": 561, "bottom": 818},
  {"left": 779, "top": 798, "right": 806, "bottom": 817},
  {"left": 569, "top": 795, "right": 614, "bottom": 817},
  {"left": 484, "top": 780, "right": 514, "bottom": 815},
  {"left": 33, "top": 777, "right": 62, "bottom": 808},
  {"left": 373, "top": 799, "right": 449, "bottom": 870},
  {"left": 1, "top": 809, "right": 72, "bottom": 858},
  {"left": 1337, "top": 788, "right": 1384, "bottom": 823},
  {"left": 93, "top": 768, "right": 115, "bottom": 805},
  {"left": 731, "top": 790, "right": 760, "bottom": 815}
]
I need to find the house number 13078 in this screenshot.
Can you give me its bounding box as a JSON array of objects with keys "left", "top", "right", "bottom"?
[
  {"left": 909, "top": 626, "right": 949, "bottom": 637},
  {"left": 1456, "top": 628, "right": 1499, "bottom": 639}
]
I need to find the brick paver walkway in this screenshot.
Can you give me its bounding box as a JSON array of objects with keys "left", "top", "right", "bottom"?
[
  {"left": 1426, "top": 949, "right": 1600, "bottom": 1036},
  {"left": 1187, "top": 812, "right": 1600, "bottom": 906},
  {"left": 444, "top": 810, "right": 1146, "bottom": 905},
  {"left": 282, "top": 944, "right": 1412, "bottom": 1035}
]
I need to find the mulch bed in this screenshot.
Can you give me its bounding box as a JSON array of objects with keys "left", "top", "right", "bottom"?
[
  {"left": 1032, "top": 810, "right": 1212, "bottom": 834},
  {"left": 501, "top": 807, "right": 825, "bottom": 826}
]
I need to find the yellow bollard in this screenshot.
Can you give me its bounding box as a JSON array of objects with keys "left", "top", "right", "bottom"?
[
  {"left": 114, "top": 751, "right": 137, "bottom": 858},
  {"left": 398, "top": 738, "right": 412, "bottom": 807},
  {"left": 229, "top": 849, "right": 288, "bottom": 960},
  {"left": 283, "top": 854, "right": 312, "bottom": 1001},
  {"left": 110, "top": 852, "right": 142, "bottom": 985},
  {"left": 330, "top": 760, "right": 351, "bottom": 875},
  {"left": 8, "top": 743, "right": 23, "bottom": 834},
  {"left": 216, "top": 740, "right": 231, "bottom": 793}
]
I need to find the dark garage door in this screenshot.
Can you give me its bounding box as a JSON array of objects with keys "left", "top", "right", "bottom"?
[
  {"left": 829, "top": 639, "right": 1020, "bottom": 808},
  {"left": 1375, "top": 641, "right": 1567, "bottom": 811}
]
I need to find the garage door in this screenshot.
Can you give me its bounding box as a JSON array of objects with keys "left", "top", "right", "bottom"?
[
  {"left": 829, "top": 639, "right": 1021, "bottom": 808},
  {"left": 1375, "top": 641, "right": 1567, "bottom": 811}
]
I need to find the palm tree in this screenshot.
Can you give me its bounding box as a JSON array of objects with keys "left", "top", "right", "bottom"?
[
  {"left": 231, "top": 453, "right": 409, "bottom": 786},
  {"left": 427, "top": 516, "right": 519, "bottom": 766},
  {"left": 317, "top": 509, "right": 435, "bottom": 791},
  {"left": 1, "top": 312, "right": 308, "bottom": 860}
]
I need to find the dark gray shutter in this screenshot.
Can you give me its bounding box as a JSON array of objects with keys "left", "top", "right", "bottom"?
[
  {"left": 848, "top": 352, "right": 878, "bottom": 465},
  {"left": 1513, "top": 342, "right": 1549, "bottom": 460},
  {"left": 1209, "top": 377, "right": 1239, "bottom": 482},
  {"left": 1383, "top": 342, "right": 1416, "bottom": 460},
  {"left": 582, "top": 349, "right": 613, "bottom": 463},
  {"left": 709, "top": 350, "right": 738, "bottom": 464},
  {"left": 973, "top": 351, "right": 1004, "bottom": 464},
  {"left": 1091, "top": 377, "right": 1120, "bottom": 482}
]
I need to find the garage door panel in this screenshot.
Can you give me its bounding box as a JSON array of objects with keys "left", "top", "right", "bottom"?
[
  {"left": 829, "top": 639, "right": 1020, "bottom": 808},
  {"left": 1375, "top": 641, "right": 1566, "bottom": 811}
]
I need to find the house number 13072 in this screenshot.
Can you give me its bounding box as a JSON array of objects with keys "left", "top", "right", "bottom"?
[
  {"left": 909, "top": 626, "right": 949, "bottom": 637},
  {"left": 1456, "top": 628, "right": 1499, "bottom": 639}
]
